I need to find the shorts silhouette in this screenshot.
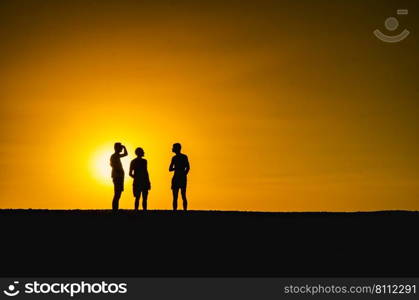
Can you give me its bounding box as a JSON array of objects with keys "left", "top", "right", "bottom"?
[
  {"left": 133, "top": 178, "right": 150, "bottom": 197},
  {"left": 171, "top": 174, "right": 187, "bottom": 190},
  {"left": 113, "top": 176, "right": 124, "bottom": 192}
]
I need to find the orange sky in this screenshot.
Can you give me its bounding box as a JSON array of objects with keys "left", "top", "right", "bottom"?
[{"left": 0, "top": 0, "right": 418, "bottom": 211}]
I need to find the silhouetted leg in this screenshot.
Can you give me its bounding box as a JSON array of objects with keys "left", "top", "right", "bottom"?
[
  {"left": 142, "top": 190, "right": 148, "bottom": 211},
  {"left": 181, "top": 188, "right": 187, "bottom": 211},
  {"left": 172, "top": 188, "right": 179, "bottom": 211},
  {"left": 134, "top": 197, "right": 140, "bottom": 211},
  {"left": 112, "top": 191, "right": 121, "bottom": 211}
]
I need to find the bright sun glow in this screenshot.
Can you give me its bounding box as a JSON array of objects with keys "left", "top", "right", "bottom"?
[
  {"left": 90, "top": 144, "right": 133, "bottom": 185},
  {"left": 91, "top": 148, "right": 112, "bottom": 185}
]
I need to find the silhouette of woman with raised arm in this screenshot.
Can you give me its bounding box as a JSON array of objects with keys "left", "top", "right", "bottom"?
[
  {"left": 169, "top": 143, "right": 190, "bottom": 211},
  {"left": 110, "top": 142, "right": 128, "bottom": 211},
  {"left": 129, "top": 147, "right": 151, "bottom": 211}
]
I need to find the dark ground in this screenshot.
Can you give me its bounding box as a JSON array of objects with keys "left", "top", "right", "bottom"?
[{"left": 0, "top": 210, "right": 418, "bottom": 277}]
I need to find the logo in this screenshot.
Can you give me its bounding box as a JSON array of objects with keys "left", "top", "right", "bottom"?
[
  {"left": 3, "top": 282, "right": 20, "bottom": 297},
  {"left": 2, "top": 280, "right": 127, "bottom": 297},
  {"left": 374, "top": 9, "right": 410, "bottom": 43}
]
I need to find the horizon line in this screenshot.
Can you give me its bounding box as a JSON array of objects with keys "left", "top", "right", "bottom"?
[{"left": 0, "top": 208, "right": 418, "bottom": 214}]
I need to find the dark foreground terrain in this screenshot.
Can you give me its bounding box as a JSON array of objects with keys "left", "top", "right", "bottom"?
[{"left": 0, "top": 210, "right": 418, "bottom": 277}]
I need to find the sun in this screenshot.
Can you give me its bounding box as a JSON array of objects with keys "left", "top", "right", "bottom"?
[
  {"left": 90, "top": 144, "right": 133, "bottom": 185},
  {"left": 91, "top": 147, "right": 113, "bottom": 185}
]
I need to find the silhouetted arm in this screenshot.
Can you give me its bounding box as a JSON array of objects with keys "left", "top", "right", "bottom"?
[
  {"left": 119, "top": 145, "right": 128, "bottom": 157},
  {"left": 145, "top": 160, "right": 151, "bottom": 189},
  {"left": 169, "top": 158, "right": 175, "bottom": 172},
  {"left": 129, "top": 161, "right": 134, "bottom": 178},
  {"left": 185, "top": 156, "right": 190, "bottom": 175}
]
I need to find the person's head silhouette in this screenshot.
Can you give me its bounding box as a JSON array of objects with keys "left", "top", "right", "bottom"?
[
  {"left": 172, "top": 143, "right": 181, "bottom": 154},
  {"left": 135, "top": 147, "right": 145, "bottom": 158},
  {"left": 114, "top": 142, "right": 123, "bottom": 153}
]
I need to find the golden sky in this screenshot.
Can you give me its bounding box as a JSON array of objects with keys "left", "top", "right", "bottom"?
[{"left": 0, "top": 0, "right": 418, "bottom": 211}]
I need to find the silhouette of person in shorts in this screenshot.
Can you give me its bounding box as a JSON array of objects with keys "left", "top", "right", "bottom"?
[
  {"left": 129, "top": 147, "right": 151, "bottom": 211},
  {"left": 169, "top": 143, "right": 190, "bottom": 211},
  {"left": 110, "top": 142, "right": 128, "bottom": 211}
]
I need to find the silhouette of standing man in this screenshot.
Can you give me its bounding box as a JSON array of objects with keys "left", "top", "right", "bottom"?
[
  {"left": 169, "top": 143, "right": 190, "bottom": 211},
  {"left": 129, "top": 147, "right": 151, "bottom": 211},
  {"left": 110, "top": 142, "right": 128, "bottom": 211}
]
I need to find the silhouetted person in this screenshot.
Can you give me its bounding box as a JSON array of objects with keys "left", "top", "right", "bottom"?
[
  {"left": 169, "top": 143, "right": 190, "bottom": 211},
  {"left": 129, "top": 147, "right": 151, "bottom": 211},
  {"left": 110, "top": 142, "right": 128, "bottom": 211}
]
